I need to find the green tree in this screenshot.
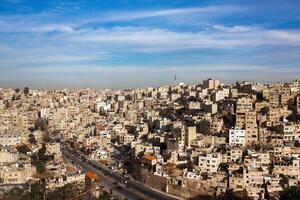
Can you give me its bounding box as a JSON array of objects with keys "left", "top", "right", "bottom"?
[
  {"left": 24, "top": 87, "right": 30, "bottom": 95},
  {"left": 31, "top": 144, "right": 53, "bottom": 173},
  {"left": 28, "top": 134, "right": 37, "bottom": 144},
  {"left": 32, "top": 160, "right": 45, "bottom": 173},
  {"left": 5, "top": 182, "right": 46, "bottom": 200},
  {"left": 280, "top": 185, "right": 300, "bottom": 200},
  {"left": 14, "top": 88, "right": 20, "bottom": 93},
  {"left": 17, "top": 144, "right": 31, "bottom": 154},
  {"left": 46, "top": 183, "right": 79, "bottom": 200}
]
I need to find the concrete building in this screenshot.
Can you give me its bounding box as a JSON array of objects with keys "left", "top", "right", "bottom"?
[
  {"left": 236, "top": 97, "right": 253, "bottom": 113},
  {"left": 203, "top": 79, "right": 220, "bottom": 90},
  {"left": 296, "top": 95, "right": 300, "bottom": 113},
  {"left": 183, "top": 126, "right": 197, "bottom": 148},
  {"left": 229, "top": 128, "right": 246, "bottom": 147},
  {"left": 0, "top": 131, "right": 21, "bottom": 146},
  {"left": 198, "top": 153, "right": 221, "bottom": 174}
]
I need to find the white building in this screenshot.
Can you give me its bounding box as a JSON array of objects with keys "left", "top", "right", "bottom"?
[
  {"left": 229, "top": 128, "right": 246, "bottom": 147},
  {"left": 0, "top": 131, "right": 21, "bottom": 146},
  {"left": 198, "top": 153, "right": 221, "bottom": 174},
  {"left": 212, "top": 88, "right": 230, "bottom": 102}
]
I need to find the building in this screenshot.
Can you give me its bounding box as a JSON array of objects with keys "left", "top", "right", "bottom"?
[
  {"left": 296, "top": 96, "right": 300, "bottom": 113},
  {"left": 143, "top": 154, "right": 157, "bottom": 166},
  {"left": 183, "top": 126, "right": 197, "bottom": 148},
  {"left": 0, "top": 163, "right": 36, "bottom": 184},
  {"left": 236, "top": 97, "right": 253, "bottom": 113},
  {"left": 229, "top": 128, "right": 246, "bottom": 147},
  {"left": 0, "top": 151, "right": 19, "bottom": 164},
  {"left": 0, "top": 131, "right": 21, "bottom": 146},
  {"left": 120, "top": 133, "right": 135, "bottom": 145},
  {"left": 203, "top": 102, "right": 218, "bottom": 115},
  {"left": 198, "top": 153, "right": 221, "bottom": 174},
  {"left": 203, "top": 79, "right": 220, "bottom": 90}
]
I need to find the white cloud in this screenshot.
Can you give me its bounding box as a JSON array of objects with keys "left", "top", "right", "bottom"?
[
  {"left": 0, "top": 20, "right": 74, "bottom": 33},
  {"left": 0, "top": 5, "right": 245, "bottom": 34},
  {"left": 0, "top": 51, "right": 110, "bottom": 66},
  {"left": 212, "top": 24, "right": 258, "bottom": 32},
  {"left": 97, "top": 5, "right": 245, "bottom": 23},
  {"left": 267, "top": 30, "right": 300, "bottom": 43},
  {"left": 69, "top": 26, "right": 300, "bottom": 52},
  {"left": 30, "top": 24, "right": 74, "bottom": 33}
]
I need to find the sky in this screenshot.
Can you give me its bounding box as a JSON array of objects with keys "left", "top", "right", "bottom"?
[{"left": 0, "top": 0, "right": 300, "bottom": 89}]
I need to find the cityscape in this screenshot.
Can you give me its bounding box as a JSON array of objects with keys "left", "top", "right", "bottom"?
[
  {"left": 1, "top": 0, "right": 300, "bottom": 200},
  {"left": 1, "top": 78, "right": 300, "bottom": 200}
]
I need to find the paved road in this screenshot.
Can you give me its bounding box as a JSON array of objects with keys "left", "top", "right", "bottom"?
[{"left": 62, "top": 148, "right": 181, "bottom": 200}]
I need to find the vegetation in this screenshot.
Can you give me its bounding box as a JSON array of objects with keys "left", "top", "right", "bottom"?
[
  {"left": 28, "top": 134, "right": 37, "bottom": 144},
  {"left": 23, "top": 87, "right": 30, "bottom": 95},
  {"left": 3, "top": 183, "right": 84, "bottom": 200},
  {"left": 4, "top": 182, "right": 45, "bottom": 200},
  {"left": 98, "top": 191, "right": 111, "bottom": 200},
  {"left": 280, "top": 185, "right": 300, "bottom": 200},
  {"left": 34, "top": 118, "right": 49, "bottom": 131},
  {"left": 32, "top": 160, "right": 45, "bottom": 173},
  {"left": 191, "top": 190, "right": 252, "bottom": 200},
  {"left": 17, "top": 144, "right": 31, "bottom": 154},
  {"left": 286, "top": 113, "right": 300, "bottom": 122},
  {"left": 46, "top": 183, "right": 79, "bottom": 200},
  {"left": 14, "top": 88, "right": 20, "bottom": 93},
  {"left": 31, "top": 144, "right": 54, "bottom": 173}
]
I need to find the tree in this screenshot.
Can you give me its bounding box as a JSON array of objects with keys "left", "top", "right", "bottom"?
[
  {"left": 17, "top": 144, "right": 31, "bottom": 155},
  {"left": 280, "top": 185, "right": 300, "bottom": 200},
  {"left": 216, "top": 190, "right": 252, "bottom": 200},
  {"left": 14, "top": 88, "right": 20, "bottom": 93},
  {"left": 24, "top": 87, "right": 30, "bottom": 95},
  {"left": 256, "top": 92, "right": 264, "bottom": 101},
  {"left": 279, "top": 174, "right": 289, "bottom": 189},
  {"left": 28, "top": 134, "right": 37, "bottom": 144},
  {"left": 46, "top": 183, "right": 79, "bottom": 200},
  {"left": 98, "top": 191, "right": 111, "bottom": 200},
  {"left": 5, "top": 182, "right": 46, "bottom": 200},
  {"left": 34, "top": 118, "right": 48, "bottom": 131},
  {"left": 191, "top": 190, "right": 252, "bottom": 200},
  {"left": 32, "top": 160, "right": 45, "bottom": 173},
  {"left": 31, "top": 144, "right": 53, "bottom": 173}
]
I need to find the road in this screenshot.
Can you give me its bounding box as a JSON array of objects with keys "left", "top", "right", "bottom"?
[{"left": 62, "top": 147, "right": 182, "bottom": 200}]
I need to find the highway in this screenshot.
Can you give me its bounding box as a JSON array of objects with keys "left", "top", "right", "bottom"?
[{"left": 62, "top": 147, "right": 182, "bottom": 200}]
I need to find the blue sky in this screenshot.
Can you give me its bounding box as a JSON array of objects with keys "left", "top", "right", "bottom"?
[{"left": 0, "top": 0, "right": 300, "bottom": 89}]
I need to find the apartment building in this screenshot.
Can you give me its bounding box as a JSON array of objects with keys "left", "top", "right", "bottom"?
[
  {"left": 198, "top": 153, "right": 221, "bottom": 174},
  {"left": 229, "top": 128, "right": 246, "bottom": 147}
]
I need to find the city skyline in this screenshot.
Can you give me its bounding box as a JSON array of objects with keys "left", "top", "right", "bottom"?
[{"left": 1, "top": 0, "right": 300, "bottom": 88}]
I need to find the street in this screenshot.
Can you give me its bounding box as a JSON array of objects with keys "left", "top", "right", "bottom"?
[{"left": 62, "top": 148, "right": 181, "bottom": 200}]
